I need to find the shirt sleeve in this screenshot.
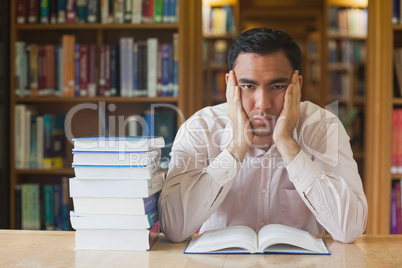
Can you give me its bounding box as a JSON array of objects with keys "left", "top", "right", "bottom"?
[
  {"left": 286, "top": 114, "right": 368, "bottom": 243},
  {"left": 158, "top": 120, "right": 241, "bottom": 243}
]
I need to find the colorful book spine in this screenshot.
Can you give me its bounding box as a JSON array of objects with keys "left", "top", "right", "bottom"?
[
  {"left": 87, "top": 0, "right": 98, "bottom": 23},
  {"left": 79, "top": 44, "right": 89, "bottom": 96},
  {"left": 28, "top": 0, "right": 39, "bottom": 23},
  {"left": 57, "top": 0, "right": 67, "bottom": 23},
  {"left": 40, "top": 0, "right": 49, "bottom": 24},
  {"left": 74, "top": 43, "right": 80, "bottom": 96},
  {"left": 16, "top": 0, "right": 27, "bottom": 24},
  {"left": 76, "top": 0, "right": 87, "bottom": 23}
]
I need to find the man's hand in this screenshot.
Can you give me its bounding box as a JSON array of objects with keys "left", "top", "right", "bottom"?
[
  {"left": 226, "top": 70, "right": 253, "bottom": 162},
  {"left": 273, "top": 70, "right": 302, "bottom": 165}
]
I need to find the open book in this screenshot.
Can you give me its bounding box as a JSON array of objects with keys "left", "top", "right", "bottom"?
[{"left": 184, "top": 224, "right": 330, "bottom": 255}]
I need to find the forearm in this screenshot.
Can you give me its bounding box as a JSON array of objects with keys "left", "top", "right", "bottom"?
[
  {"left": 287, "top": 149, "right": 368, "bottom": 243},
  {"left": 158, "top": 149, "right": 239, "bottom": 242}
]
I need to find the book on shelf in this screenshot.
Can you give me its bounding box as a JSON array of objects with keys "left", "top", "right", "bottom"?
[
  {"left": 143, "top": 110, "right": 177, "bottom": 169},
  {"left": 72, "top": 136, "right": 165, "bottom": 152},
  {"left": 184, "top": 224, "right": 330, "bottom": 255},
  {"left": 72, "top": 191, "right": 160, "bottom": 215},
  {"left": 69, "top": 170, "right": 165, "bottom": 197},
  {"left": 391, "top": 180, "right": 402, "bottom": 234},
  {"left": 70, "top": 208, "right": 158, "bottom": 229},
  {"left": 72, "top": 148, "right": 161, "bottom": 166},
  {"left": 14, "top": 34, "right": 177, "bottom": 98},
  {"left": 17, "top": 179, "right": 71, "bottom": 231},
  {"left": 18, "top": 0, "right": 178, "bottom": 25},
  {"left": 74, "top": 221, "right": 160, "bottom": 250}
]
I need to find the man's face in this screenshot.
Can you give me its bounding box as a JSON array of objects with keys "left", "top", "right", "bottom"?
[{"left": 232, "top": 51, "right": 295, "bottom": 136}]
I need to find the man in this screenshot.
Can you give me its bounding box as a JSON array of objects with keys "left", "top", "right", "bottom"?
[{"left": 158, "top": 27, "right": 367, "bottom": 243}]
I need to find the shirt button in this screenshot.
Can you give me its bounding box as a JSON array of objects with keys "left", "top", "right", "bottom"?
[
  {"left": 294, "top": 177, "right": 301, "bottom": 183},
  {"left": 227, "top": 172, "right": 232, "bottom": 177},
  {"left": 261, "top": 188, "right": 267, "bottom": 193}
]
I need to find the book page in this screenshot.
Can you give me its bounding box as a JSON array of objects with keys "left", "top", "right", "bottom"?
[
  {"left": 185, "top": 225, "right": 258, "bottom": 253},
  {"left": 257, "top": 224, "right": 329, "bottom": 254}
]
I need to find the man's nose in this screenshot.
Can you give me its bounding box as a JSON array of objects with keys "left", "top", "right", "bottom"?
[{"left": 255, "top": 88, "right": 272, "bottom": 111}]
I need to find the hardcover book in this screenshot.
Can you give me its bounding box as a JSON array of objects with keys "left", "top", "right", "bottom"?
[
  {"left": 70, "top": 208, "right": 158, "bottom": 229},
  {"left": 72, "top": 161, "right": 159, "bottom": 180},
  {"left": 69, "top": 170, "right": 164, "bottom": 197},
  {"left": 75, "top": 221, "right": 160, "bottom": 250},
  {"left": 72, "top": 191, "right": 159, "bottom": 215},
  {"left": 72, "top": 148, "right": 161, "bottom": 166},
  {"left": 72, "top": 136, "right": 165, "bottom": 151},
  {"left": 184, "top": 224, "right": 330, "bottom": 255}
]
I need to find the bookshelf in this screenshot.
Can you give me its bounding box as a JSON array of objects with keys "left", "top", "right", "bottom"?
[
  {"left": 365, "top": 0, "right": 402, "bottom": 234},
  {"left": 321, "top": 0, "right": 368, "bottom": 182},
  {"left": 8, "top": 0, "right": 202, "bottom": 229},
  {"left": 202, "top": 0, "right": 239, "bottom": 106}
]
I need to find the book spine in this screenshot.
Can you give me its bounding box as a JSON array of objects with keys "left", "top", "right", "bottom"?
[
  {"left": 100, "top": 0, "right": 109, "bottom": 23},
  {"left": 62, "top": 177, "right": 70, "bottom": 231},
  {"left": 132, "top": 0, "right": 142, "bottom": 24},
  {"left": 76, "top": 0, "right": 87, "bottom": 23},
  {"left": 42, "top": 114, "right": 52, "bottom": 169},
  {"left": 43, "top": 184, "right": 54, "bottom": 230},
  {"left": 79, "top": 44, "right": 89, "bottom": 96},
  {"left": 124, "top": 0, "right": 133, "bottom": 22},
  {"left": 172, "top": 33, "right": 178, "bottom": 96},
  {"left": 108, "top": 0, "right": 114, "bottom": 22},
  {"left": 156, "top": 44, "right": 162, "bottom": 96},
  {"left": 88, "top": 44, "right": 97, "bottom": 96},
  {"left": 49, "top": 0, "right": 57, "bottom": 23},
  {"left": 114, "top": 0, "right": 124, "bottom": 23},
  {"left": 126, "top": 38, "right": 134, "bottom": 97},
  {"left": 87, "top": 0, "right": 98, "bottom": 23},
  {"left": 161, "top": 43, "right": 169, "bottom": 97},
  {"left": 105, "top": 44, "right": 111, "bottom": 96},
  {"left": 53, "top": 184, "right": 63, "bottom": 230},
  {"left": 40, "top": 0, "right": 49, "bottom": 24},
  {"left": 36, "top": 116, "right": 44, "bottom": 169},
  {"left": 147, "top": 38, "right": 158, "bottom": 97},
  {"left": 110, "top": 44, "right": 118, "bottom": 96},
  {"left": 30, "top": 184, "right": 41, "bottom": 230},
  {"left": 74, "top": 43, "right": 80, "bottom": 96},
  {"left": 98, "top": 44, "right": 106, "bottom": 96},
  {"left": 153, "top": 0, "right": 163, "bottom": 23},
  {"left": 57, "top": 0, "right": 67, "bottom": 23},
  {"left": 66, "top": 0, "right": 77, "bottom": 24},
  {"left": 46, "top": 44, "right": 55, "bottom": 96},
  {"left": 16, "top": 0, "right": 27, "bottom": 24},
  {"left": 27, "top": 0, "right": 39, "bottom": 23},
  {"left": 28, "top": 44, "right": 39, "bottom": 97},
  {"left": 29, "top": 114, "right": 38, "bottom": 169},
  {"left": 38, "top": 44, "right": 46, "bottom": 96},
  {"left": 133, "top": 42, "right": 139, "bottom": 96},
  {"left": 162, "top": 0, "right": 169, "bottom": 23}
]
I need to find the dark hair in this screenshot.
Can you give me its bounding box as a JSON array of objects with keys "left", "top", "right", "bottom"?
[{"left": 227, "top": 27, "right": 302, "bottom": 73}]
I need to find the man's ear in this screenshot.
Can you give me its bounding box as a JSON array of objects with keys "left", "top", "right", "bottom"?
[
  {"left": 298, "top": 75, "right": 303, "bottom": 88},
  {"left": 225, "top": 73, "right": 230, "bottom": 84}
]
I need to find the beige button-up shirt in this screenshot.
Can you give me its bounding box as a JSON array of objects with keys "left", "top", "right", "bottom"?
[{"left": 158, "top": 101, "right": 368, "bottom": 243}]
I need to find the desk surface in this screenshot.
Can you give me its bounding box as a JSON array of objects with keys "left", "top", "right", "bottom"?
[{"left": 0, "top": 230, "right": 401, "bottom": 267}]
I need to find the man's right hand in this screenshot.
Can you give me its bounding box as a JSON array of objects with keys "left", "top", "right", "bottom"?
[{"left": 226, "top": 70, "right": 253, "bottom": 162}]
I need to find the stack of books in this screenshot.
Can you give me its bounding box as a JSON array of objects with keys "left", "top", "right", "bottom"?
[{"left": 69, "top": 136, "right": 165, "bottom": 250}]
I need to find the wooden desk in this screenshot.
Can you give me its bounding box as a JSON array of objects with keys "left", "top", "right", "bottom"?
[{"left": 0, "top": 230, "right": 401, "bottom": 267}]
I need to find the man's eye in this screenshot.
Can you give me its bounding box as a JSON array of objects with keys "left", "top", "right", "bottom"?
[
  {"left": 240, "top": 85, "right": 254, "bottom": 90},
  {"left": 272, "top": 85, "right": 286, "bottom": 91}
]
